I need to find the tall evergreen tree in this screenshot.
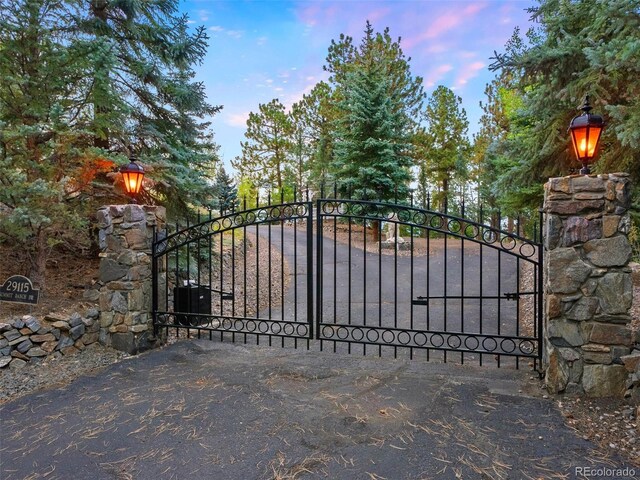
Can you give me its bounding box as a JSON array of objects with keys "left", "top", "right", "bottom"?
[
  {"left": 490, "top": 0, "right": 640, "bottom": 209},
  {"left": 232, "top": 99, "right": 293, "bottom": 191},
  {"left": 327, "top": 22, "right": 421, "bottom": 204},
  {"left": 212, "top": 166, "right": 238, "bottom": 214},
  {"left": 415, "top": 86, "right": 469, "bottom": 212},
  {"left": 0, "top": 0, "right": 220, "bottom": 289},
  {"left": 333, "top": 60, "right": 413, "bottom": 202},
  {"left": 290, "top": 82, "right": 335, "bottom": 191}
]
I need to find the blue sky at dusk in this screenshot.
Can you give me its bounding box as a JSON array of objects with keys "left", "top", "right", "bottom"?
[{"left": 180, "top": 1, "right": 535, "bottom": 171}]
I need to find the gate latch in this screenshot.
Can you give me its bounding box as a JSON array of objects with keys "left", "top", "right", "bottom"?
[
  {"left": 504, "top": 292, "right": 519, "bottom": 301},
  {"left": 412, "top": 296, "right": 429, "bottom": 306}
]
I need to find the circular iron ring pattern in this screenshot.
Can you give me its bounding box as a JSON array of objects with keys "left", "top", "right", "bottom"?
[
  {"left": 337, "top": 327, "right": 350, "bottom": 340},
  {"left": 271, "top": 322, "right": 282, "bottom": 335},
  {"left": 397, "top": 331, "right": 411, "bottom": 345},
  {"left": 431, "top": 333, "right": 444, "bottom": 348},
  {"left": 412, "top": 212, "right": 428, "bottom": 226},
  {"left": 500, "top": 235, "right": 517, "bottom": 251},
  {"left": 322, "top": 325, "right": 335, "bottom": 338},
  {"left": 464, "top": 224, "right": 479, "bottom": 239},
  {"left": 482, "top": 229, "right": 498, "bottom": 244},
  {"left": 519, "top": 242, "right": 536, "bottom": 258},
  {"left": 519, "top": 340, "right": 536, "bottom": 355},
  {"left": 430, "top": 215, "right": 445, "bottom": 230},
  {"left": 447, "top": 219, "right": 462, "bottom": 234},
  {"left": 447, "top": 335, "right": 462, "bottom": 349},
  {"left": 413, "top": 332, "right": 428, "bottom": 347},
  {"left": 366, "top": 329, "right": 379, "bottom": 342},
  {"left": 464, "top": 336, "right": 480, "bottom": 350},
  {"left": 296, "top": 324, "right": 308, "bottom": 337},
  {"left": 258, "top": 321, "right": 269, "bottom": 334},
  {"left": 322, "top": 201, "right": 336, "bottom": 214},
  {"left": 350, "top": 327, "right": 364, "bottom": 341},
  {"left": 221, "top": 217, "right": 233, "bottom": 229},
  {"left": 382, "top": 330, "right": 395, "bottom": 343},
  {"left": 283, "top": 323, "right": 295, "bottom": 336},
  {"left": 482, "top": 337, "right": 498, "bottom": 352},
  {"left": 500, "top": 338, "right": 516, "bottom": 354}
]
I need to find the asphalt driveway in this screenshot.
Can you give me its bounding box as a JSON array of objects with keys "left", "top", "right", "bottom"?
[{"left": 1, "top": 340, "right": 635, "bottom": 479}]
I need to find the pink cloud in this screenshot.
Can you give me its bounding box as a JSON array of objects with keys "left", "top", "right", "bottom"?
[
  {"left": 455, "top": 61, "right": 486, "bottom": 87},
  {"left": 423, "top": 64, "right": 454, "bottom": 88},
  {"left": 402, "top": 2, "right": 488, "bottom": 50}
]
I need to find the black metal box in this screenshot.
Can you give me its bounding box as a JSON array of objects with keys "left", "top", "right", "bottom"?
[{"left": 173, "top": 285, "right": 211, "bottom": 325}]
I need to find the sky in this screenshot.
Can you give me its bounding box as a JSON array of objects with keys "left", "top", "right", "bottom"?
[{"left": 179, "top": 0, "right": 536, "bottom": 171}]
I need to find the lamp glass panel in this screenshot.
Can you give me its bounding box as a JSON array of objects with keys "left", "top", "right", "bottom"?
[{"left": 122, "top": 171, "right": 143, "bottom": 194}]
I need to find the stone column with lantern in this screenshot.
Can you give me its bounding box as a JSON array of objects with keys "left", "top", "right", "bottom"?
[
  {"left": 543, "top": 97, "right": 636, "bottom": 397},
  {"left": 89, "top": 157, "right": 167, "bottom": 354}
]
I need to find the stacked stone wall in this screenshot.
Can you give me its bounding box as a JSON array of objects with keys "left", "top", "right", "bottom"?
[
  {"left": 0, "top": 311, "right": 100, "bottom": 369},
  {"left": 88, "top": 204, "right": 166, "bottom": 354},
  {"left": 544, "top": 174, "right": 637, "bottom": 397}
]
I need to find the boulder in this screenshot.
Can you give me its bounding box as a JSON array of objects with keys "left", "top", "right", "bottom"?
[
  {"left": 596, "top": 273, "right": 632, "bottom": 315},
  {"left": 583, "top": 364, "right": 628, "bottom": 397}
]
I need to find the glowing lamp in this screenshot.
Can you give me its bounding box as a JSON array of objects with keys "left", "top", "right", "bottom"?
[
  {"left": 568, "top": 96, "right": 604, "bottom": 174},
  {"left": 120, "top": 156, "right": 145, "bottom": 200}
]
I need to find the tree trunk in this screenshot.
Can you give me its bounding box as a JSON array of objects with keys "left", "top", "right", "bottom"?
[
  {"left": 28, "top": 229, "right": 48, "bottom": 293},
  {"left": 371, "top": 220, "right": 380, "bottom": 241},
  {"left": 442, "top": 177, "right": 449, "bottom": 213}
]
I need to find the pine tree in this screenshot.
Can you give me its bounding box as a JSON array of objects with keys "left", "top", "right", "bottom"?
[
  {"left": 333, "top": 60, "right": 413, "bottom": 202},
  {"left": 212, "top": 167, "right": 238, "bottom": 214},
  {"left": 416, "top": 86, "right": 469, "bottom": 213},
  {"left": 290, "top": 82, "right": 335, "bottom": 191},
  {"left": 232, "top": 99, "right": 293, "bottom": 192},
  {"left": 0, "top": 0, "right": 220, "bottom": 289},
  {"left": 327, "top": 22, "right": 421, "bottom": 204},
  {"left": 490, "top": 0, "right": 640, "bottom": 209}
]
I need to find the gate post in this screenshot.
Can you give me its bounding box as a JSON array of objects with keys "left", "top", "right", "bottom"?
[
  {"left": 91, "top": 204, "right": 166, "bottom": 354},
  {"left": 543, "top": 174, "right": 633, "bottom": 397}
]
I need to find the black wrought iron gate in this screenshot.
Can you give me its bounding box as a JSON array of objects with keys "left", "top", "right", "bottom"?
[{"left": 152, "top": 197, "right": 543, "bottom": 369}]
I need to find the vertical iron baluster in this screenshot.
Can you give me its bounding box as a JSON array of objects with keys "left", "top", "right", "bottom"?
[
  {"left": 516, "top": 215, "right": 521, "bottom": 369},
  {"left": 243, "top": 196, "right": 248, "bottom": 344},
  {"left": 231, "top": 212, "right": 236, "bottom": 319},
  {"left": 497, "top": 210, "right": 502, "bottom": 368},
  {"left": 443, "top": 215, "right": 447, "bottom": 364},
  {"left": 479, "top": 205, "right": 484, "bottom": 366},
  {"left": 268, "top": 192, "right": 272, "bottom": 329},
  {"left": 410, "top": 192, "right": 414, "bottom": 360},
  {"left": 426, "top": 211, "right": 430, "bottom": 362},
  {"left": 333, "top": 184, "right": 337, "bottom": 330},
  {"left": 293, "top": 189, "right": 298, "bottom": 326},
  {"left": 152, "top": 225, "right": 158, "bottom": 335},
  {"left": 316, "top": 198, "right": 323, "bottom": 342},
  {"left": 460, "top": 200, "right": 465, "bottom": 364},
  {"left": 537, "top": 237, "right": 544, "bottom": 368},
  {"left": 348, "top": 195, "right": 352, "bottom": 355},
  {"left": 307, "top": 199, "right": 314, "bottom": 340},
  {"left": 394, "top": 214, "right": 398, "bottom": 359},
  {"left": 363, "top": 198, "right": 367, "bottom": 357},
  {"left": 219, "top": 213, "right": 224, "bottom": 338},
  {"left": 280, "top": 190, "right": 285, "bottom": 336}
]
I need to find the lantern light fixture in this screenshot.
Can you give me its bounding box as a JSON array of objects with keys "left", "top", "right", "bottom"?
[
  {"left": 568, "top": 95, "right": 605, "bottom": 175},
  {"left": 120, "top": 155, "right": 145, "bottom": 202}
]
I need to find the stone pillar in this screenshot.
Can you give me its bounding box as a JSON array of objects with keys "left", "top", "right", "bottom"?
[
  {"left": 93, "top": 204, "right": 166, "bottom": 354},
  {"left": 544, "top": 174, "right": 633, "bottom": 397}
]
